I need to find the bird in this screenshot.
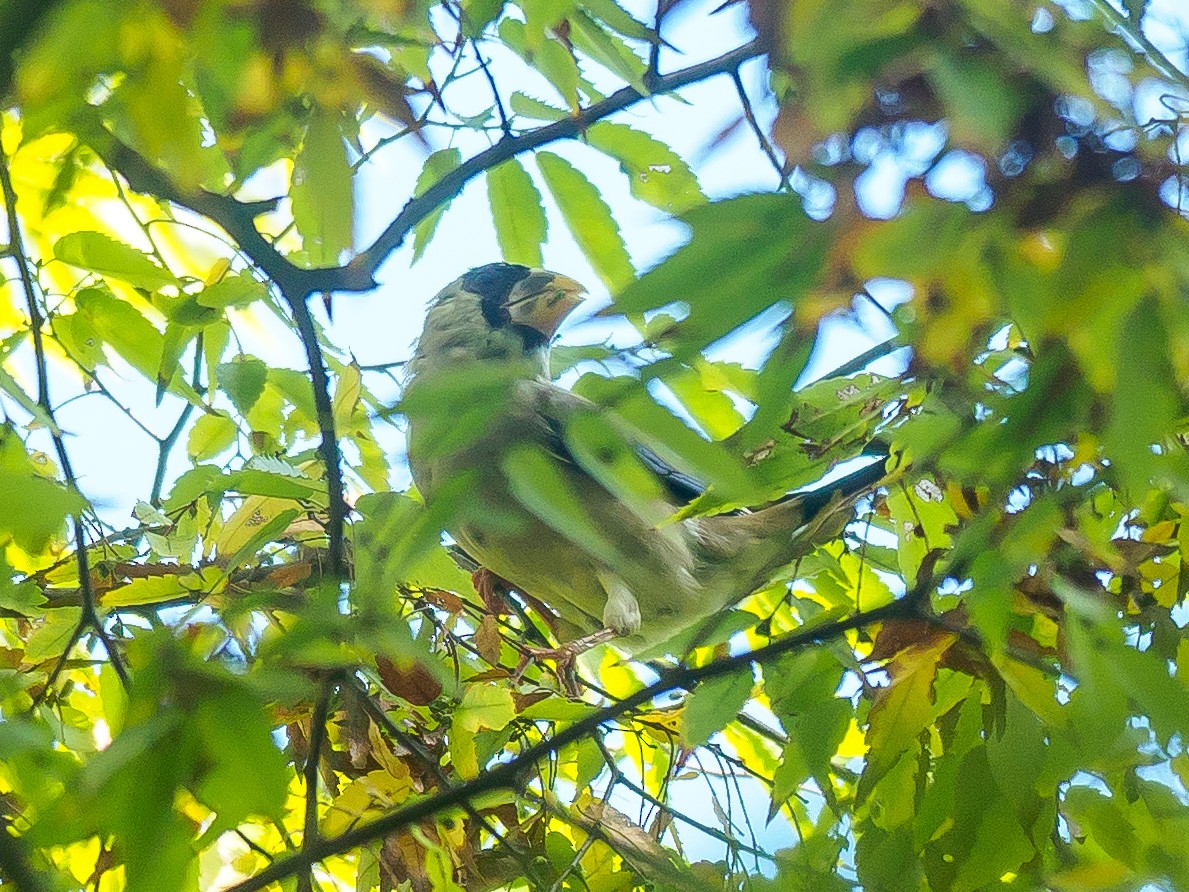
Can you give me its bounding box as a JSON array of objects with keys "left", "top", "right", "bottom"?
[{"left": 404, "top": 262, "right": 887, "bottom": 659}]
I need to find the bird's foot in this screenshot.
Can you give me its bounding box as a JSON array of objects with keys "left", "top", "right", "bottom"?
[{"left": 514, "top": 628, "right": 619, "bottom": 696}]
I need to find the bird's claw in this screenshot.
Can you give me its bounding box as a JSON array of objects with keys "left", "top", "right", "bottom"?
[{"left": 514, "top": 628, "right": 619, "bottom": 696}]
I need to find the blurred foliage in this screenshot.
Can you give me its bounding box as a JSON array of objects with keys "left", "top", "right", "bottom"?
[{"left": 0, "top": 0, "right": 1187, "bottom": 890}]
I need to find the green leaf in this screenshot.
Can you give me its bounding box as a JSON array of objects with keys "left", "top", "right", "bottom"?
[
  {"left": 54, "top": 232, "right": 177, "bottom": 290},
  {"left": 226, "top": 469, "right": 322, "bottom": 499},
  {"left": 291, "top": 110, "right": 354, "bottom": 266},
  {"left": 581, "top": 0, "right": 654, "bottom": 40},
  {"left": 614, "top": 195, "right": 829, "bottom": 362},
  {"left": 682, "top": 669, "right": 753, "bottom": 747},
  {"left": 502, "top": 442, "right": 643, "bottom": 573},
  {"left": 193, "top": 685, "right": 289, "bottom": 836},
  {"left": 500, "top": 19, "right": 580, "bottom": 109},
  {"left": 536, "top": 151, "right": 634, "bottom": 290},
  {"left": 102, "top": 574, "right": 190, "bottom": 608},
  {"left": 196, "top": 272, "right": 268, "bottom": 309},
  {"left": 586, "top": 121, "right": 703, "bottom": 213},
  {"left": 509, "top": 92, "right": 567, "bottom": 121},
  {"left": 217, "top": 356, "right": 268, "bottom": 416},
  {"left": 859, "top": 634, "right": 952, "bottom": 799},
  {"left": 74, "top": 287, "right": 168, "bottom": 388},
  {"left": 461, "top": 0, "right": 505, "bottom": 35},
  {"left": 568, "top": 11, "right": 648, "bottom": 93},
  {"left": 574, "top": 374, "right": 756, "bottom": 502},
  {"left": 24, "top": 607, "right": 83, "bottom": 662},
  {"left": 354, "top": 486, "right": 477, "bottom": 597},
  {"left": 487, "top": 159, "right": 547, "bottom": 266},
  {"left": 187, "top": 412, "right": 238, "bottom": 461},
  {"left": 412, "top": 148, "right": 462, "bottom": 261},
  {"left": 0, "top": 466, "right": 84, "bottom": 554},
  {"left": 1105, "top": 296, "right": 1181, "bottom": 497},
  {"left": 332, "top": 361, "right": 362, "bottom": 428},
  {"left": 455, "top": 682, "right": 516, "bottom": 732}
]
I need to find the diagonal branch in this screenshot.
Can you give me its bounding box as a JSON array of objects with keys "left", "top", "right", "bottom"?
[
  {"left": 91, "top": 39, "right": 764, "bottom": 302},
  {"left": 0, "top": 136, "right": 129, "bottom": 699},
  {"left": 223, "top": 585, "right": 924, "bottom": 892},
  {"left": 346, "top": 38, "right": 763, "bottom": 284}
]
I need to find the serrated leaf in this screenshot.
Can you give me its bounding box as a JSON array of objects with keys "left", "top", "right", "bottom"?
[
  {"left": 568, "top": 10, "right": 647, "bottom": 93},
  {"left": 582, "top": 0, "right": 654, "bottom": 40},
  {"left": 536, "top": 151, "right": 633, "bottom": 290},
  {"left": 455, "top": 682, "right": 515, "bottom": 732},
  {"left": 217, "top": 356, "right": 268, "bottom": 416},
  {"left": 412, "top": 148, "right": 462, "bottom": 261},
  {"left": 188, "top": 412, "right": 238, "bottom": 461},
  {"left": 332, "top": 361, "right": 362, "bottom": 428},
  {"left": 292, "top": 110, "right": 354, "bottom": 266},
  {"left": 102, "top": 574, "right": 189, "bottom": 608},
  {"left": 509, "top": 92, "right": 567, "bottom": 121},
  {"left": 54, "top": 232, "right": 176, "bottom": 290},
  {"left": 586, "top": 121, "right": 703, "bottom": 213},
  {"left": 487, "top": 159, "right": 547, "bottom": 266},
  {"left": 225, "top": 469, "right": 322, "bottom": 499},
  {"left": 859, "top": 634, "right": 954, "bottom": 800},
  {"left": 614, "top": 194, "right": 829, "bottom": 363},
  {"left": 197, "top": 273, "right": 268, "bottom": 309},
  {"left": 217, "top": 496, "right": 300, "bottom": 559}
]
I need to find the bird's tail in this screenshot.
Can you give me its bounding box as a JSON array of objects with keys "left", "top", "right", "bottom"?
[{"left": 700, "top": 443, "right": 891, "bottom": 596}]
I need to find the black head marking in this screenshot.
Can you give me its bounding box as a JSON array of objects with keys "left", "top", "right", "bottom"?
[
  {"left": 461, "top": 262, "right": 550, "bottom": 350},
  {"left": 461, "top": 263, "right": 532, "bottom": 329}
]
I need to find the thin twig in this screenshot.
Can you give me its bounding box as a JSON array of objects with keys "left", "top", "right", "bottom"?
[
  {"left": 151, "top": 341, "right": 204, "bottom": 505},
  {"left": 297, "top": 682, "right": 335, "bottom": 892},
  {"left": 86, "top": 39, "right": 764, "bottom": 300},
  {"left": 731, "top": 69, "right": 788, "bottom": 188},
  {"left": 472, "top": 39, "right": 511, "bottom": 136},
  {"left": 0, "top": 138, "right": 129, "bottom": 700},
  {"left": 222, "top": 586, "right": 925, "bottom": 892}
]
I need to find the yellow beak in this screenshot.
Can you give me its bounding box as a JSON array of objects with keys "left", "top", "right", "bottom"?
[{"left": 505, "top": 272, "right": 586, "bottom": 339}]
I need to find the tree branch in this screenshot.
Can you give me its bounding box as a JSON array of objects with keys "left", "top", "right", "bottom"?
[
  {"left": 88, "top": 39, "right": 763, "bottom": 303},
  {"left": 0, "top": 137, "right": 129, "bottom": 698},
  {"left": 347, "top": 38, "right": 763, "bottom": 284},
  {"left": 223, "top": 586, "right": 921, "bottom": 892}
]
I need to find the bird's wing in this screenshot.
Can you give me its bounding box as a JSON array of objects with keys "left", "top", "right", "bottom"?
[{"left": 523, "top": 379, "right": 707, "bottom": 506}]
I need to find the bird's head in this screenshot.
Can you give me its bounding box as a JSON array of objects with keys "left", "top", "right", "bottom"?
[{"left": 411, "top": 263, "right": 587, "bottom": 370}]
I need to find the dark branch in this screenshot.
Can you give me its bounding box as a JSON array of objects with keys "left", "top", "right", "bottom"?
[
  {"left": 88, "top": 39, "right": 763, "bottom": 303},
  {"left": 0, "top": 139, "right": 129, "bottom": 698},
  {"left": 347, "top": 38, "right": 763, "bottom": 285},
  {"left": 297, "top": 682, "right": 335, "bottom": 892},
  {"left": 284, "top": 294, "right": 348, "bottom": 580},
  {"left": 223, "top": 587, "right": 921, "bottom": 892}
]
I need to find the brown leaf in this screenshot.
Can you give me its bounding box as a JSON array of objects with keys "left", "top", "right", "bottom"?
[
  {"left": 376, "top": 656, "right": 442, "bottom": 706},
  {"left": 265, "top": 561, "right": 313, "bottom": 588},
  {"left": 475, "top": 614, "right": 502, "bottom": 665},
  {"left": 868, "top": 617, "right": 949, "bottom": 663},
  {"left": 423, "top": 587, "right": 465, "bottom": 614}
]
